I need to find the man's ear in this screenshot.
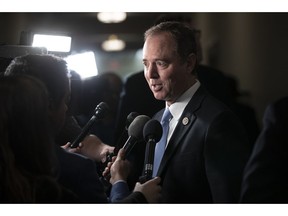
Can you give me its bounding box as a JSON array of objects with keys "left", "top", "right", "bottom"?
[{"left": 186, "top": 53, "right": 197, "bottom": 74}]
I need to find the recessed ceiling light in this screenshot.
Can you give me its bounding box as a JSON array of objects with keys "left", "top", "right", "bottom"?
[
  {"left": 97, "top": 12, "right": 127, "bottom": 23},
  {"left": 102, "top": 34, "right": 125, "bottom": 52}
]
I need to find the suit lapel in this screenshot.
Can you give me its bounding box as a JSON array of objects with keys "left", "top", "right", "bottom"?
[{"left": 157, "top": 86, "right": 207, "bottom": 176}]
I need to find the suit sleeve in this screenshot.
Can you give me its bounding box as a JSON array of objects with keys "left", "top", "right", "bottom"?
[
  {"left": 109, "top": 181, "right": 131, "bottom": 202},
  {"left": 117, "top": 192, "right": 147, "bottom": 203}
]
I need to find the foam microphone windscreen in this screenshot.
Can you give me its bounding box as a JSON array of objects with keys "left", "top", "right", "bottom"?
[
  {"left": 128, "top": 115, "right": 151, "bottom": 139},
  {"left": 143, "top": 119, "right": 163, "bottom": 143}
]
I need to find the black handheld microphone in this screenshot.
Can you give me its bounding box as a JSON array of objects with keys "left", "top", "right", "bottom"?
[
  {"left": 114, "top": 112, "right": 139, "bottom": 154},
  {"left": 126, "top": 112, "right": 140, "bottom": 130},
  {"left": 105, "top": 112, "right": 139, "bottom": 163},
  {"left": 69, "top": 102, "right": 109, "bottom": 148},
  {"left": 122, "top": 115, "right": 151, "bottom": 159},
  {"left": 103, "top": 114, "right": 150, "bottom": 181},
  {"left": 140, "top": 119, "right": 162, "bottom": 183}
]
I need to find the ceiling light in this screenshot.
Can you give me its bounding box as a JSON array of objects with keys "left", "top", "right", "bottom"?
[
  {"left": 102, "top": 34, "right": 125, "bottom": 52},
  {"left": 97, "top": 12, "right": 127, "bottom": 23}
]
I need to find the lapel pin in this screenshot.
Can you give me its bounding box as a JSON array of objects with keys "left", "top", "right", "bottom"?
[{"left": 182, "top": 117, "right": 189, "bottom": 125}]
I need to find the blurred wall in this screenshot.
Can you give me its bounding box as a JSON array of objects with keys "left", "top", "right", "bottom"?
[{"left": 193, "top": 13, "right": 288, "bottom": 125}]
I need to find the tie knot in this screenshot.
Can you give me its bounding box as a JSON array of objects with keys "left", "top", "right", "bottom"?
[{"left": 161, "top": 108, "right": 172, "bottom": 123}]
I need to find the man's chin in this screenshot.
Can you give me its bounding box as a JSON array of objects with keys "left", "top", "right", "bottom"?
[{"left": 153, "top": 93, "right": 165, "bottom": 101}]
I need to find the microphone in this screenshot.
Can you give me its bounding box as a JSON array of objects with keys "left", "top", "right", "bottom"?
[
  {"left": 105, "top": 112, "right": 139, "bottom": 164},
  {"left": 102, "top": 114, "right": 150, "bottom": 182},
  {"left": 113, "top": 112, "right": 139, "bottom": 155},
  {"left": 122, "top": 115, "right": 151, "bottom": 159},
  {"left": 126, "top": 112, "right": 139, "bottom": 130},
  {"left": 69, "top": 102, "right": 109, "bottom": 148},
  {"left": 140, "top": 119, "right": 162, "bottom": 183}
]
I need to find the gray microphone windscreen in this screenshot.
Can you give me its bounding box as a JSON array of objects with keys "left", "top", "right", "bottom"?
[
  {"left": 128, "top": 115, "right": 151, "bottom": 139},
  {"left": 143, "top": 119, "right": 163, "bottom": 142}
]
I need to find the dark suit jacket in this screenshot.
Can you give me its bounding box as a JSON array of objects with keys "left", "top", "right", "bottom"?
[
  {"left": 240, "top": 97, "right": 288, "bottom": 203},
  {"left": 154, "top": 86, "right": 251, "bottom": 203}
]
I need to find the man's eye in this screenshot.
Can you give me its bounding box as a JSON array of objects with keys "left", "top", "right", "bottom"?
[
  {"left": 157, "top": 61, "right": 167, "bottom": 67},
  {"left": 143, "top": 61, "right": 148, "bottom": 67}
]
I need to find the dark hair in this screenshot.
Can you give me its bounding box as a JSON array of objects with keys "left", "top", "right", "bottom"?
[
  {"left": 0, "top": 75, "right": 59, "bottom": 202},
  {"left": 4, "top": 54, "right": 70, "bottom": 109},
  {"left": 154, "top": 13, "right": 193, "bottom": 26},
  {"left": 144, "top": 21, "right": 198, "bottom": 70}
]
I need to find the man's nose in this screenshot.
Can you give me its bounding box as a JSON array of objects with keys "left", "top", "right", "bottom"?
[{"left": 146, "top": 63, "right": 158, "bottom": 79}]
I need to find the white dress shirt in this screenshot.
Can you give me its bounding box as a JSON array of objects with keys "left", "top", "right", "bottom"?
[{"left": 165, "top": 80, "right": 201, "bottom": 147}]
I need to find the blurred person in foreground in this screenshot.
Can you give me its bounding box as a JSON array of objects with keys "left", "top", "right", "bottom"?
[
  {"left": 240, "top": 96, "right": 288, "bottom": 203},
  {"left": 0, "top": 75, "right": 77, "bottom": 203},
  {"left": 4, "top": 54, "right": 161, "bottom": 203}
]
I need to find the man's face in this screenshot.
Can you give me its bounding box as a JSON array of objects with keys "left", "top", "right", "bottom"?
[{"left": 143, "top": 32, "right": 195, "bottom": 106}]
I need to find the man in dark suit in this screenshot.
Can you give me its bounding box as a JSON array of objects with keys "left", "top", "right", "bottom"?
[
  {"left": 143, "top": 21, "right": 251, "bottom": 203},
  {"left": 240, "top": 97, "right": 288, "bottom": 203}
]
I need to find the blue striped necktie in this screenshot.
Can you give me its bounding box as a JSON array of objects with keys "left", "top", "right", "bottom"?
[{"left": 153, "top": 108, "right": 172, "bottom": 177}]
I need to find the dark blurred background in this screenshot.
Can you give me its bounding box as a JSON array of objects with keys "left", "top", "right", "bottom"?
[{"left": 1, "top": 12, "right": 288, "bottom": 127}]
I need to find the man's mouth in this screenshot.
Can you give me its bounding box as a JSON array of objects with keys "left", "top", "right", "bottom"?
[{"left": 151, "top": 83, "right": 162, "bottom": 92}]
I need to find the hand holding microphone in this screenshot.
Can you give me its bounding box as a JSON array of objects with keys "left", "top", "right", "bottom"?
[
  {"left": 69, "top": 102, "right": 109, "bottom": 148},
  {"left": 105, "top": 148, "right": 131, "bottom": 185}
]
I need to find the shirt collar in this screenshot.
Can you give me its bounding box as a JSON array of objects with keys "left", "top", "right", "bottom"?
[{"left": 167, "top": 80, "right": 201, "bottom": 121}]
